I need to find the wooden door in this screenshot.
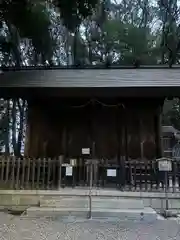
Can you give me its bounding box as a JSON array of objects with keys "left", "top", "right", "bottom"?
[
  {"left": 66, "top": 107, "right": 91, "bottom": 158},
  {"left": 93, "top": 105, "right": 118, "bottom": 160},
  {"left": 92, "top": 105, "right": 119, "bottom": 186},
  {"left": 66, "top": 107, "right": 92, "bottom": 186}
]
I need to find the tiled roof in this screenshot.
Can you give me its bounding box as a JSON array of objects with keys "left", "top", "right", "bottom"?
[{"left": 1, "top": 68, "right": 180, "bottom": 88}]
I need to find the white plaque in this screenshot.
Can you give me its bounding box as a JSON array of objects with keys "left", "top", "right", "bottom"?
[
  {"left": 66, "top": 166, "right": 73, "bottom": 176},
  {"left": 107, "top": 169, "right": 116, "bottom": 177},
  {"left": 158, "top": 160, "right": 172, "bottom": 171},
  {"left": 70, "top": 159, "right": 76, "bottom": 166},
  {"left": 82, "top": 148, "right": 90, "bottom": 155}
]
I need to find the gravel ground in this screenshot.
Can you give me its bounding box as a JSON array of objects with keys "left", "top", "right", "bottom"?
[{"left": 0, "top": 213, "right": 180, "bottom": 239}]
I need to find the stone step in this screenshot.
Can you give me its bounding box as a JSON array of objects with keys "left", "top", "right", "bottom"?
[
  {"left": 91, "top": 198, "right": 144, "bottom": 209},
  {"left": 26, "top": 206, "right": 157, "bottom": 222},
  {"left": 26, "top": 207, "right": 88, "bottom": 218},
  {"left": 91, "top": 207, "right": 157, "bottom": 222},
  {"left": 40, "top": 196, "right": 89, "bottom": 208},
  {"left": 40, "top": 196, "right": 144, "bottom": 209}
]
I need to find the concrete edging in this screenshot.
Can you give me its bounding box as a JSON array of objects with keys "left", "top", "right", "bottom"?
[
  {"left": 0, "top": 189, "right": 179, "bottom": 199},
  {"left": 0, "top": 189, "right": 179, "bottom": 213}
]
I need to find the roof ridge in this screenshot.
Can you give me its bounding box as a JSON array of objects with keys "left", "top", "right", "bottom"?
[{"left": 1, "top": 64, "right": 180, "bottom": 71}]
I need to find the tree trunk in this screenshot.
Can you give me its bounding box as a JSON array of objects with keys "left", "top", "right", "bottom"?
[
  {"left": 88, "top": 41, "right": 93, "bottom": 64},
  {"left": 4, "top": 100, "right": 10, "bottom": 155},
  {"left": 16, "top": 99, "right": 26, "bottom": 157},
  {"left": 73, "top": 28, "right": 78, "bottom": 65},
  {"left": 6, "top": 22, "right": 21, "bottom": 67},
  {"left": 12, "top": 100, "right": 17, "bottom": 156}
]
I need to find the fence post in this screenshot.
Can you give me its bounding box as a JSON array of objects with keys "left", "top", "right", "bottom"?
[
  {"left": 11, "top": 156, "right": 15, "bottom": 189},
  {"left": 21, "top": 157, "right": 25, "bottom": 189},
  {"left": 16, "top": 157, "right": 20, "bottom": 189},
  {"left": 0, "top": 156, "right": 4, "bottom": 184},
  {"left": 5, "top": 156, "right": 9, "bottom": 185},
  {"left": 47, "top": 158, "right": 51, "bottom": 189},
  {"left": 26, "top": 158, "right": 30, "bottom": 189},
  {"left": 32, "top": 158, "right": 35, "bottom": 189},
  {"left": 156, "top": 157, "right": 172, "bottom": 215},
  {"left": 165, "top": 171, "right": 169, "bottom": 210},
  {"left": 58, "top": 156, "right": 62, "bottom": 189},
  {"left": 52, "top": 158, "right": 56, "bottom": 189},
  {"left": 88, "top": 161, "right": 93, "bottom": 219},
  {"left": 37, "top": 158, "right": 41, "bottom": 189},
  {"left": 42, "top": 158, "right": 46, "bottom": 189}
]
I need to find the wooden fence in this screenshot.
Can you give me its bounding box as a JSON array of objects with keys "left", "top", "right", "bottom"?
[{"left": 0, "top": 156, "right": 180, "bottom": 192}]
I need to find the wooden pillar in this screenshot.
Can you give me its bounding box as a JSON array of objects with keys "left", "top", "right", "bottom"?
[
  {"left": 124, "top": 107, "right": 129, "bottom": 162},
  {"left": 154, "top": 106, "right": 163, "bottom": 158},
  {"left": 24, "top": 104, "right": 33, "bottom": 157},
  {"left": 24, "top": 118, "right": 30, "bottom": 157},
  {"left": 117, "top": 105, "right": 125, "bottom": 188},
  {"left": 62, "top": 126, "right": 67, "bottom": 159},
  {"left": 124, "top": 107, "right": 129, "bottom": 186}
]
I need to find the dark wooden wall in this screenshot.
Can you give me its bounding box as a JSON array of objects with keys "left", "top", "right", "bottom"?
[{"left": 24, "top": 97, "right": 164, "bottom": 161}]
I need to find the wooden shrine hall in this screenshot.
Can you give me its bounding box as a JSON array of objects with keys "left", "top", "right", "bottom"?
[{"left": 1, "top": 66, "right": 180, "bottom": 189}]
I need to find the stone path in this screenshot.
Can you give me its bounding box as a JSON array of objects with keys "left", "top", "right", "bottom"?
[{"left": 0, "top": 212, "right": 180, "bottom": 239}]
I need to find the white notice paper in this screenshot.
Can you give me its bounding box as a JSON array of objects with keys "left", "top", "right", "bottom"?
[
  {"left": 107, "top": 169, "right": 116, "bottom": 177},
  {"left": 66, "top": 166, "right": 73, "bottom": 176},
  {"left": 158, "top": 161, "right": 172, "bottom": 171},
  {"left": 82, "top": 148, "right": 90, "bottom": 155}
]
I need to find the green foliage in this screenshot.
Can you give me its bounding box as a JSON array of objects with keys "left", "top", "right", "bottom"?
[
  {"left": 86, "top": 17, "right": 159, "bottom": 65},
  {"left": 163, "top": 99, "right": 180, "bottom": 130},
  {"left": 53, "top": 0, "right": 99, "bottom": 31},
  {"left": 11, "top": 2, "right": 53, "bottom": 60}
]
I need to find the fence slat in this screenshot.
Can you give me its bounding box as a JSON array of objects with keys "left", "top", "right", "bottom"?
[
  {"left": 0, "top": 156, "right": 4, "bottom": 183},
  {"left": 42, "top": 158, "right": 46, "bottom": 189},
  {"left": 21, "top": 157, "right": 26, "bottom": 189},
  {"left": 47, "top": 158, "right": 51, "bottom": 189},
  {"left": 36, "top": 158, "right": 41, "bottom": 189},
  {"left": 32, "top": 159, "right": 35, "bottom": 189},
  {"left": 16, "top": 158, "right": 20, "bottom": 189},
  {"left": 150, "top": 160, "right": 153, "bottom": 191},
  {"left": 26, "top": 158, "right": 30, "bottom": 189},
  {"left": 139, "top": 161, "right": 142, "bottom": 190},
  {"left": 11, "top": 156, "right": 15, "bottom": 189},
  {"left": 134, "top": 161, "right": 137, "bottom": 190},
  {"left": 1, "top": 156, "right": 180, "bottom": 192},
  {"left": 5, "top": 156, "right": 10, "bottom": 184},
  {"left": 52, "top": 158, "right": 56, "bottom": 189},
  {"left": 144, "top": 160, "right": 148, "bottom": 191},
  {"left": 58, "top": 156, "right": 62, "bottom": 188},
  {"left": 128, "top": 160, "right": 132, "bottom": 191}
]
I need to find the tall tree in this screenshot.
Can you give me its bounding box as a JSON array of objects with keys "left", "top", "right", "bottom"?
[{"left": 158, "top": 0, "right": 180, "bottom": 66}]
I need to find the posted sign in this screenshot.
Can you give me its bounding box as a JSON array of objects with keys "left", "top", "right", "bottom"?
[
  {"left": 158, "top": 160, "right": 172, "bottom": 171},
  {"left": 107, "top": 169, "right": 117, "bottom": 177},
  {"left": 66, "top": 166, "right": 73, "bottom": 176},
  {"left": 82, "top": 148, "right": 90, "bottom": 155}
]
